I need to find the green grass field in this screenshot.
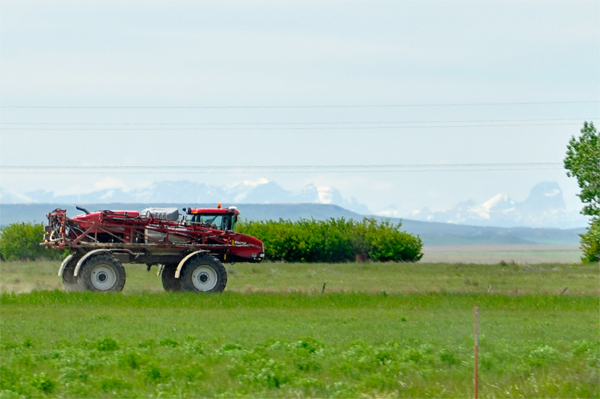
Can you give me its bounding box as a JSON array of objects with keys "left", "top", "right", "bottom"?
[
  {"left": 1, "top": 260, "right": 598, "bottom": 398},
  {"left": 1, "top": 260, "right": 598, "bottom": 296}
]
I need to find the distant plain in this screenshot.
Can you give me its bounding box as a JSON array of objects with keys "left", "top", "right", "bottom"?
[{"left": 422, "top": 245, "right": 582, "bottom": 264}]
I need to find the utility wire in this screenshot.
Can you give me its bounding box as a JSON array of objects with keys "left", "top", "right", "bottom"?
[
  {"left": 2, "top": 170, "right": 562, "bottom": 175},
  {"left": 0, "top": 122, "right": 586, "bottom": 131},
  {"left": 0, "top": 163, "right": 563, "bottom": 169},
  {"left": 0, "top": 163, "right": 563, "bottom": 175},
  {"left": 1, "top": 100, "right": 598, "bottom": 109},
  {"left": 1, "top": 118, "right": 595, "bottom": 126}
]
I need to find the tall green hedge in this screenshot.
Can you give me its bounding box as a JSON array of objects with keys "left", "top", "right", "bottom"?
[
  {"left": 0, "top": 222, "right": 65, "bottom": 261},
  {"left": 238, "top": 218, "right": 423, "bottom": 262},
  {"left": 0, "top": 219, "right": 423, "bottom": 263}
]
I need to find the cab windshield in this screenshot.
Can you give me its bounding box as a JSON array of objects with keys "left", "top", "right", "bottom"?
[{"left": 187, "top": 214, "right": 236, "bottom": 231}]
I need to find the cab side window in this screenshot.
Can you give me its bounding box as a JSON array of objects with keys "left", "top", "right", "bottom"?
[
  {"left": 203, "top": 215, "right": 223, "bottom": 229},
  {"left": 187, "top": 214, "right": 230, "bottom": 230}
]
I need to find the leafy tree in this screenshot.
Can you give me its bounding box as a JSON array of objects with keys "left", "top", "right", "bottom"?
[{"left": 564, "top": 121, "right": 600, "bottom": 262}]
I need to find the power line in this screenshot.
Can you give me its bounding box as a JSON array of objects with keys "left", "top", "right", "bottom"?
[
  {"left": 1, "top": 100, "right": 598, "bottom": 109},
  {"left": 2, "top": 169, "right": 562, "bottom": 175},
  {"left": 1, "top": 118, "right": 595, "bottom": 125},
  {"left": 2, "top": 163, "right": 562, "bottom": 169},
  {"left": 1, "top": 118, "right": 596, "bottom": 129},
  {"left": 0, "top": 122, "right": 586, "bottom": 131},
  {"left": 0, "top": 163, "right": 564, "bottom": 175}
]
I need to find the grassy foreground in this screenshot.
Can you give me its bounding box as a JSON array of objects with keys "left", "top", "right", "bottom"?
[
  {"left": 0, "top": 261, "right": 598, "bottom": 398},
  {"left": 1, "top": 260, "right": 599, "bottom": 295}
]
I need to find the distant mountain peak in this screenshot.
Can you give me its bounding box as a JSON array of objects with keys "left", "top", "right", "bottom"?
[
  {"left": 471, "top": 194, "right": 516, "bottom": 219},
  {"left": 521, "top": 181, "right": 566, "bottom": 210},
  {"left": 0, "top": 179, "right": 371, "bottom": 215},
  {"left": 316, "top": 186, "right": 343, "bottom": 205},
  {"left": 482, "top": 194, "right": 513, "bottom": 209},
  {"left": 404, "top": 181, "right": 585, "bottom": 228},
  {"left": 226, "top": 177, "right": 269, "bottom": 191}
]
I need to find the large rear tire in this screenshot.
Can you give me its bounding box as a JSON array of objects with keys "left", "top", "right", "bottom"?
[
  {"left": 62, "top": 255, "right": 82, "bottom": 292},
  {"left": 77, "top": 253, "right": 126, "bottom": 292},
  {"left": 161, "top": 263, "right": 184, "bottom": 292},
  {"left": 181, "top": 255, "right": 227, "bottom": 293}
]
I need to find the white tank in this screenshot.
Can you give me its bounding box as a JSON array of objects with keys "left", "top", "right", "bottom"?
[{"left": 140, "top": 207, "right": 180, "bottom": 221}]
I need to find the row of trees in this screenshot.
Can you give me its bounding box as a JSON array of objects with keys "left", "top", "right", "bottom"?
[{"left": 238, "top": 218, "right": 423, "bottom": 262}]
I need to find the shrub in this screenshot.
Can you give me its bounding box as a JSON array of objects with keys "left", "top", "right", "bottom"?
[
  {"left": 238, "top": 217, "right": 422, "bottom": 263},
  {"left": 0, "top": 222, "right": 66, "bottom": 261},
  {"left": 362, "top": 218, "right": 423, "bottom": 262}
]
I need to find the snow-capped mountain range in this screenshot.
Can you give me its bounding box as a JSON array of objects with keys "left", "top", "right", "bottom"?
[
  {"left": 0, "top": 179, "right": 371, "bottom": 215},
  {"left": 378, "top": 181, "right": 587, "bottom": 228},
  {"left": 0, "top": 180, "right": 587, "bottom": 228}
]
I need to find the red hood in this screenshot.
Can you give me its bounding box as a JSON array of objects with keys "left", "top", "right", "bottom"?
[
  {"left": 232, "top": 233, "right": 264, "bottom": 250},
  {"left": 70, "top": 210, "right": 140, "bottom": 224}
]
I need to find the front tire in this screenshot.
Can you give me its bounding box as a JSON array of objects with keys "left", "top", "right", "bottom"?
[
  {"left": 62, "top": 255, "right": 82, "bottom": 292},
  {"left": 161, "top": 263, "right": 184, "bottom": 292},
  {"left": 77, "top": 253, "right": 126, "bottom": 292},
  {"left": 181, "top": 255, "right": 227, "bottom": 293}
]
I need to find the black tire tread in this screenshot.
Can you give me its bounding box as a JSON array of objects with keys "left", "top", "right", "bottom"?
[
  {"left": 161, "top": 263, "right": 184, "bottom": 292},
  {"left": 62, "top": 255, "right": 82, "bottom": 292},
  {"left": 77, "top": 253, "right": 126, "bottom": 292},
  {"left": 181, "top": 255, "right": 227, "bottom": 293}
]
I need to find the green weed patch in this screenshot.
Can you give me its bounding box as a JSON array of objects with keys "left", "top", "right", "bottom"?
[
  {"left": 1, "top": 333, "right": 597, "bottom": 398},
  {"left": 1, "top": 291, "right": 598, "bottom": 398}
]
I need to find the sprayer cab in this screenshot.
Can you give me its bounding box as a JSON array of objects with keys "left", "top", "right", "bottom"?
[{"left": 183, "top": 205, "right": 240, "bottom": 231}]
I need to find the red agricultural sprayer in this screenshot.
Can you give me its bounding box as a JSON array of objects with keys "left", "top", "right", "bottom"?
[{"left": 42, "top": 205, "right": 264, "bottom": 293}]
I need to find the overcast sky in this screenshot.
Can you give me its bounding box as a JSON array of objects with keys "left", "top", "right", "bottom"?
[{"left": 1, "top": 1, "right": 599, "bottom": 215}]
